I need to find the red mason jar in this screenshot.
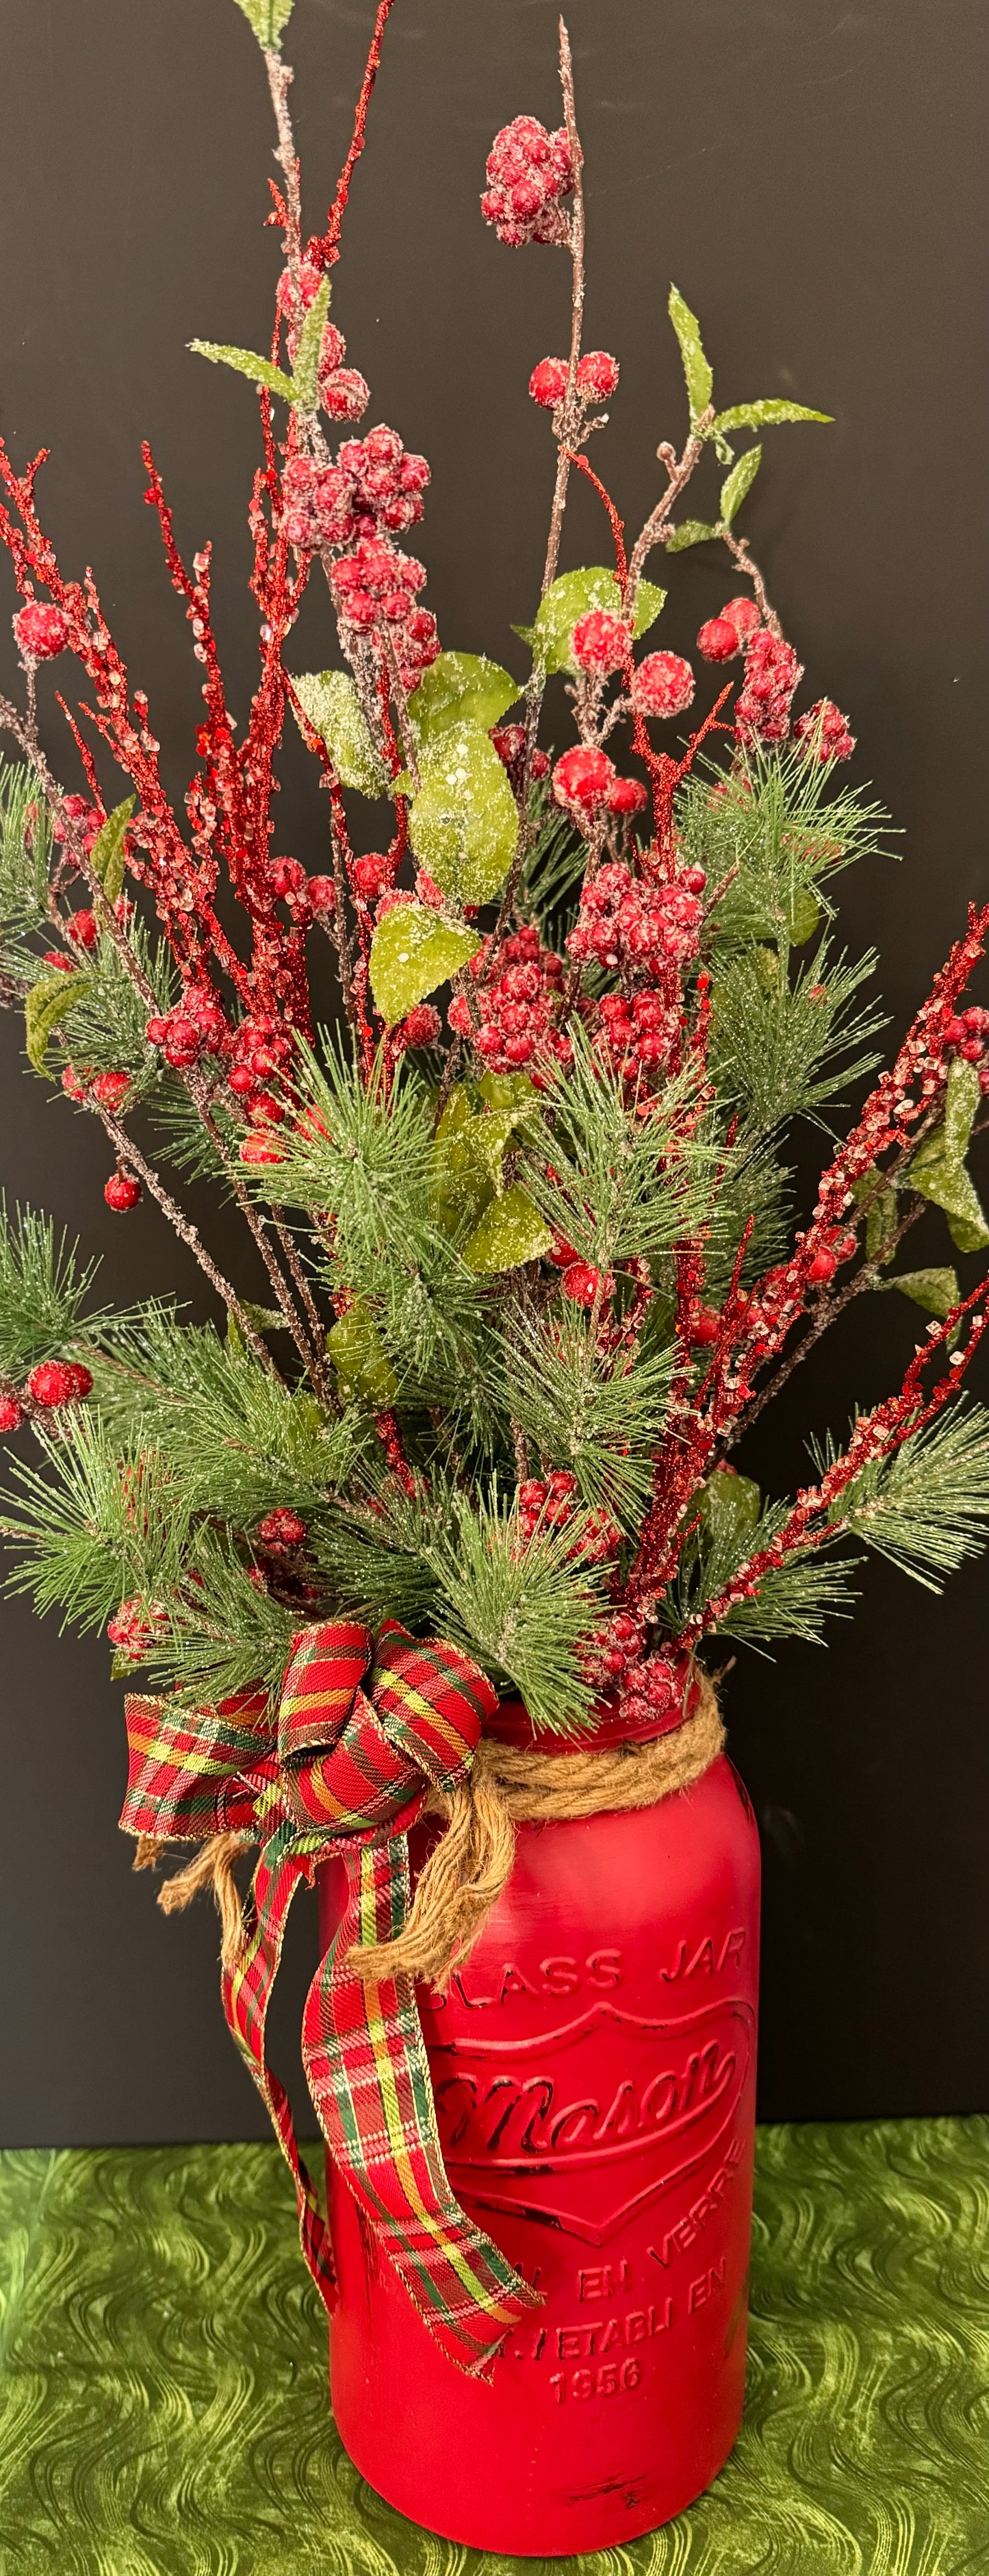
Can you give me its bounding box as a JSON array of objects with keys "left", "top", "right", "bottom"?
[{"left": 317, "top": 1697, "right": 760, "bottom": 2559}]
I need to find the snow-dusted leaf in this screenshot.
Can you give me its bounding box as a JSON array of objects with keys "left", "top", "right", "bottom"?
[
  {"left": 712, "top": 400, "right": 832, "bottom": 435},
  {"left": 886, "top": 1267, "right": 960, "bottom": 1320},
  {"left": 667, "top": 286, "right": 713, "bottom": 421},
  {"left": 698, "top": 1466, "right": 762, "bottom": 1547},
  {"left": 664, "top": 520, "right": 719, "bottom": 553},
  {"left": 527, "top": 568, "right": 665, "bottom": 677},
  {"left": 90, "top": 798, "right": 135, "bottom": 907},
  {"left": 291, "top": 277, "right": 331, "bottom": 414},
  {"left": 407, "top": 721, "right": 517, "bottom": 905},
  {"left": 25, "top": 970, "right": 90, "bottom": 1074},
  {"left": 369, "top": 901, "right": 482, "bottom": 1026},
  {"left": 408, "top": 652, "right": 519, "bottom": 744},
  {"left": 231, "top": 0, "right": 295, "bottom": 50},
  {"left": 786, "top": 885, "right": 821, "bottom": 948},
  {"left": 719, "top": 444, "right": 761, "bottom": 526},
  {"left": 462, "top": 1183, "right": 553, "bottom": 1273},
  {"left": 188, "top": 341, "right": 298, "bottom": 403},
  {"left": 908, "top": 1060, "right": 989, "bottom": 1254},
  {"left": 290, "top": 670, "right": 389, "bottom": 796},
  {"left": 326, "top": 1300, "right": 398, "bottom": 1406}
]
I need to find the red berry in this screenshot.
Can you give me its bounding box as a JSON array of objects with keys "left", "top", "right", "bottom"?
[
  {"left": 162, "top": 1015, "right": 203, "bottom": 1069},
  {"left": 247, "top": 1091, "right": 286, "bottom": 1126},
  {"left": 576, "top": 350, "right": 619, "bottom": 400},
  {"left": 608, "top": 776, "right": 648, "bottom": 816},
  {"left": 307, "top": 874, "right": 336, "bottom": 914},
  {"left": 552, "top": 745, "right": 617, "bottom": 814},
  {"left": 247, "top": 1565, "right": 268, "bottom": 1593},
  {"left": 962, "top": 1007, "right": 989, "bottom": 1034},
  {"left": 570, "top": 609, "right": 628, "bottom": 675},
  {"left": 690, "top": 1308, "right": 719, "bottom": 1347},
  {"left": 682, "top": 866, "right": 707, "bottom": 894},
  {"left": 27, "top": 1359, "right": 92, "bottom": 1408},
  {"left": 13, "top": 601, "right": 70, "bottom": 660},
  {"left": 61, "top": 1066, "right": 88, "bottom": 1102},
  {"left": 561, "top": 1261, "right": 613, "bottom": 1307},
  {"left": 240, "top": 1133, "right": 285, "bottom": 1166},
  {"left": 91, "top": 1070, "right": 131, "bottom": 1109},
  {"left": 697, "top": 615, "right": 741, "bottom": 664},
  {"left": 529, "top": 357, "right": 569, "bottom": 407},
  {"left": 807, "top": 1248, "right": 837, "bottom": 1285},
  {"left": 943, "top": 1016, "right": 968, "bottom": 1048},
  {"left": 66, "top": 909, "right": 99, "bottom": 950},
  {"left": 257, "top": 1508, "right": 307, "bottom": 1548},
  {"left": 398, "top": 1002, "right": 441, "bottom": 1050},
  {"left": 631, "top": 653, "right": 695, "bottom": 719},
  {"left": 352, "top": 853, "right": 390, "bottom": 901},
  {"left": 0, "top": 1391, "right": 24, "bottom": 1434},
  {"left": 793, "top": 698, "right": 856, "bottom": 764},
  {"left": 721, "top": 597, "right": 761, "bottom": 642},
  {"left": 104, "top": 1170, "right": 142, "bottom": 1211},
  {"left": 960, "top": 1037, "right": 983, "bottom": 1062}
]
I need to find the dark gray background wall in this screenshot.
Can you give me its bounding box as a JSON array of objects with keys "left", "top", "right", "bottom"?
[{"left": 0, "top": 0, "right": 986, "bottom": 2147}]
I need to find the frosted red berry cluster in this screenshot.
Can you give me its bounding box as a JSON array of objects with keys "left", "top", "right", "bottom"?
[{"left": 481, "top": 116, "right": 574, "bottom": 247}]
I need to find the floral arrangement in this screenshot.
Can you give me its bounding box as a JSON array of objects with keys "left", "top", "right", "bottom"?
[{"left": 1, "top": 0, "right": 988, "bottom": 1747}]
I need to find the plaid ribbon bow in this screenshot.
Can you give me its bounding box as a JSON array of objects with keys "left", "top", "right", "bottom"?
[{"left": 121, "top": 1619, "right": 540, "bottom": 2375}]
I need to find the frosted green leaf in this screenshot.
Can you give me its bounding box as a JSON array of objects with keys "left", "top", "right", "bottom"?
[
  {"left": 712, "top": 400, "right": 832, "bottom": 434},
  {"left": 908, "top": 1061, "right": 989, "bottom": 1253},
  {"left": 408, "top": 653, "right": 519, "bottom": 744},
  {"left": 231, "top": 0, "right": 295, "bottom": 49},
  {"left": 368, "top": 902, "right": 482, "bottom": 1026},
  {"left": 667, "top": 286, "right": 713, "bottom": 421},
  {"left": 477, "top": 1070, "right": 538, "bottom": 1116},
  {"left": 24, "top": 970, "right": 91, "bottom": 1074},
  {"left": 698, "top": 1466, "right": 761, "bottom": 1546},
  {"left": 664, "top": 520, "right": 719, "bottom": 553},
  {"left": 290, "top": 277, "right": 331, "bottom": 414},
  {"left": 852, "top": 1166, "right": 898, "bottom": 1266},
  {"left": 462, "top": 1183, "right": 553, "bottom": 1273},
  {"left": 407, "top": 721, "right": 517, "bottom": 905},
  {"left": 786, "top": 886, "right": 821, "bottom": 947},
  {"left": 720, "top": 444, "right": 762, "bottom": 525},
  {"left": 526, "top": 569, "right": 665, "bottom": 677},
  {"left": 434, "top": 1099, "right": 513, "bottom": 1235},
  {"left": 886, "top": 1267, "right": 960, "bottom": 1320},
  {"left": 189, "top": 342, "right": 298, "bottom": 405},
  {"left": 90, "top": 798, "right": 135, "bottom": 907},
  {"left": 326, "top": 1302, "right": 398, "bottom": 1407},
  {"left": 290, "top": 670, "right": 389, "bottom": 796}
]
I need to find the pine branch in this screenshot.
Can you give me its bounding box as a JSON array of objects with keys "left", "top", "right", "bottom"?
[
  {"left": 504, "top": 1309, "right": 673, "bottom": 1527},
  {"left": 708, "top": 938, "right": 885, "bottom": 1137},
  {"left": 421, "top": 1484, "right": 609, "bottom": 1737},
  {"left": 817, "top": 1400, "right": 989, "bottom": 1591},
  {"left": 0, "top": 1198, "right": 105, "bottom": 1381}
]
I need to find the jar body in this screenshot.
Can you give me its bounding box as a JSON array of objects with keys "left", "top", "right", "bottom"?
[{"left": 317, "top": 1751, "right": 760, "bottom": 2559}]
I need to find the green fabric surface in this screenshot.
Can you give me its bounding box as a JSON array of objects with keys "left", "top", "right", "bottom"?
[{"left": 1, "top": 2119, "right": 987, "bottom": 2575}]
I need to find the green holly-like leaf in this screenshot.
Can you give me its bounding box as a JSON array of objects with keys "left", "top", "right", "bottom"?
[
  {"left": 368, "top": 902, "right": 483, "bottom": 1026},
  {"left": 407, "top": 722, "right": 518, "bottom": 906},
  {"left": 90, "top": 797, "right": 136, "bottom": 908},
  {"left": 326, "top": 1301, "right": 399, "bottom": 1407},
  {"left": 189, "top": 340, "right": 298, "bottom": 404},
  {"left": 908, "top": 1060, "right": 989, "bottom": 1254},
  {"left": 697, "top": 1466, "right": 762, "bottom": 1548},
  {"left": 522, "top": 568, "right": 665, "bottom": 677},
  {"left": 408, "top": 653, "right": 519, "bottom": 746},
  {"left": 290, "top": 670, "right": 390, "bottom": 796},
  {"left": 290, "top": 276, "right": 331, "bottom": 414},
  {"left": 852, "top": 1166, "right": 899, "bottom": 1267},
  {"left": 462, "top": 1182, "right": 553, "bottom": 1274},
  {"left": 664, "top": 520, "right": 720, "bottom": 554},
  {"left": 231, "top": 0, "right": 295, "bottom": 50},
  {"left": 884, "top": 1267, "right": 961, "bottom": 1321},
  {"left": 719, "top": 445, "right": 762, "bottom": 527},
  {"left": 667, "top": 286, "right": 713, "bottom": 422},
  {"left": 24, "top": 970, "right": 91, "bottom": 1074},
  {"left": 786, "top": 886, "right": 822, "bottom": 948},
  {"left": 711, "top": 399, "right": 832, "bottom": 435}
]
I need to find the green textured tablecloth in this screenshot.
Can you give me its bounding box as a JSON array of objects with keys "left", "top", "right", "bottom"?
[{"left": 1, "top": 2117, "right": 987, "bottom": 2575}]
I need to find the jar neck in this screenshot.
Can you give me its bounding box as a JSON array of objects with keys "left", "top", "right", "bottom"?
[{"left": 485, "top": 1661, "right": 699, "bottom": 1756}]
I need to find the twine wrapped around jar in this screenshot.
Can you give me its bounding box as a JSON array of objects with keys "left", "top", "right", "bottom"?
[{"left": 146, "top": 1666, "right": 724, "bottom": 1994}]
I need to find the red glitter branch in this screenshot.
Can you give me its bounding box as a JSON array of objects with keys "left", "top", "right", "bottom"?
[
  {"left": 685, "top": 1282, "right": 989, "bottom": 1641},
  {"left": 311, "top": 0, "right": 398, "bottom": 273}
]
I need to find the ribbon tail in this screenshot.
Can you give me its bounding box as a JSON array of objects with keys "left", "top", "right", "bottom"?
[
  {"left": 222, "top": 1819, "right": 337, "bottom": 2317},
  {"left": 302, "top": 1836, "right": 541, "bottom": 2378}
]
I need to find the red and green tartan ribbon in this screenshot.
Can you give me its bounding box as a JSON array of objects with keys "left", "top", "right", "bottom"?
[{"left": 121, "top": 1619, "right": 540, "bottom": 2375}]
